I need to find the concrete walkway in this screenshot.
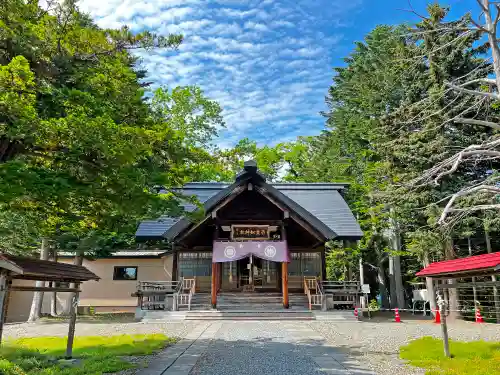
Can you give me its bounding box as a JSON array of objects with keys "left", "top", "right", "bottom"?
[{"left": 138, "top": 321, "right": 375, "bottom": 375}]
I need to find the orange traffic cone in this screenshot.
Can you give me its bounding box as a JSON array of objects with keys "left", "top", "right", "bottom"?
[
  {"left": 434, "top": 309, "right": 441, "bottom": 324},
  {"left": 354, "top": 307, "right": 359, "bottom": 320},
  {"left": 475, "top": 308, "right": 484, "bottom": 323},
  {"left": 394, "top": 308, "right": 401, "bottom": 323}
]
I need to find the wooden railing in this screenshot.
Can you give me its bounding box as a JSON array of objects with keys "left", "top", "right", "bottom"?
[
  {"left": 304, "top": 277, "right": 325, "bottom": 310},
  {"left": 135, "top": 280, "right": 180, "bottom": 310},
  {"left": 322, "top": 281, "right": 360, "bottom": 309},
  {"left": 174, "top": 278, "right": 196, "bottom": 311}
]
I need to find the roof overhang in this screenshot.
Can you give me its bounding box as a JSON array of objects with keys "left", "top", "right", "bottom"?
[
  {"left": 416, "top": 252, "right": 500, "bottom": 278},
  {"left": 0, "top": 253, "right": 100, "bottom": 282},
  {"left": 136, "top": 160, "right": 363, "bottom": 243},
  {"left": 167, "top": 173, "right": 334, "bottom": 244}
]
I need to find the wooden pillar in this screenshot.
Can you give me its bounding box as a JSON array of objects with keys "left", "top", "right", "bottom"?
[
  {"left": 66, "top": 282, "right": 80, "bottom": 359},
  {"left": 321, "top": 247, "right": 327, "bottom": 281},
  {"left": 282, "top": 262, "right": 289, "bottom": 308},
  {"left": 281, "top": 222, "right": 289, "bottom": 308},
  {"left": 0, "top": 271, "right": 9, "bottom": 346},
  {"left": 211, "top": 262, "right": 217, "bottom": 308},
  {"left": 172, "top": 245, "right": 178, "bottom": 281}
]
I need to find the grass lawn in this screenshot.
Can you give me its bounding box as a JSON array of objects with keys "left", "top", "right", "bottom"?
[
  {"left": 400, "top": 336, "right": 500, "bottom": 375},
  {"left": 0, "top": 334, "right": 176, "bottom": 375}
]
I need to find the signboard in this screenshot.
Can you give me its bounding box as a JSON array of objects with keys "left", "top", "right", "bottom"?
[
  {"left": 231, "top": 225, "right": 270, "bottom": 240},
  {"left": 361, "top": 284, "right": 371, "bottom": 294}
]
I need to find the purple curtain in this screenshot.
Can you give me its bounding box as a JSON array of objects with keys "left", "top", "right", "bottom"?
[{"left": 212, "top": 241, "right": 290, "bottom": 263}]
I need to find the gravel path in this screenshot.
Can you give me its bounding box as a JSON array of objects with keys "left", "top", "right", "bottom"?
[
  {"left": 3, "top": 321, "right": 194, "bottom": 340},
  {"left": 310, "top": 320, "right": 500, "bottom": 375},
  {"left": 189, "top": 321, "right": 373, "bottom": 375}
]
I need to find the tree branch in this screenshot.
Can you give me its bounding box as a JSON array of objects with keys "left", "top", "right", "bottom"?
[
  {"left": 454, "top": 117, "right": 500, "bottom": 130},
  {"left": 439, "top": 184, "right": 500, "bottom": 224},
  {"left": 457, "top": 78, "right": 497, "bottom": 86},
  {"left": 445, "top": 82, "right": 500, "bottom": 99}
]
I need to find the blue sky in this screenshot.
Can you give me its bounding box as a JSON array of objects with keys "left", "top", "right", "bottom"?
[{"left": 78, "top": 0, "right": 476, "bottom": 148}]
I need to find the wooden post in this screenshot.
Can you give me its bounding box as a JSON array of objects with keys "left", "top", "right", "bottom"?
[
  {"left": 281, "top": 222, "right": 289, "bottom": 308},
  {"left": 485, "top": 230, "right": 500, "bottom": 323},
  {"left": 437, "top": 287, "right": 450, "bottom": 358},
  {"left": 66, "top": 283, "right": 80, "bottom": 359},
  {"left": 172, "top": 245, "right": 178, "bottom": 282},
  {"left": 0, "top": 271, "right": 9, "bottom": 346},
  {"left": 211, "top": 262, "right": 217, "bottom": 308},
  {"left": 282, "top": 262, "right": 289, "bottom": 308}
]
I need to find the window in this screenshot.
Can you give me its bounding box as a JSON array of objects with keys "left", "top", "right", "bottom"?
[
  {"left": 113, "top": 266, "right": 138, "bottom": 280},
  {"left": 289, "top": 252, "right": 321, "bottom": 277},
  {"left": 178, "top": 252, "right": 212, "bottom": 277}
]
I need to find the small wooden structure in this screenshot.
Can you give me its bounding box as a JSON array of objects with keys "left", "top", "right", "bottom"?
[
  {"left": 0, "top": 253, "right": 99, "bottom": 357},
  {"left": 417, "top": 252, "right": 500, "bottom": 323}
]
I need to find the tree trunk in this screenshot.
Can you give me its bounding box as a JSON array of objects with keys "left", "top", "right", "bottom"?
[
  {"left": 423, "top": 252, "right": 437, "bottom": 315},
  {"left": 28, "top": 238, "right": 50, "bottom": 322},
  {"left": 484, "top": 229, "right": 500, "bottom": 323},
  {"left": 63, "top": 253, "right": 83, "bottom": 316},
  {"left": 468, "top": 238, "right": 478, "bottom": 304},
  {"left": 443, "top": 237, "right": 460, "bottom": 319},
  {"left": 389, "top": 256, "right": 397, "bottom": 308},
  {"left": 388, "top": 209, "right": 405, "bottom": 308},
  {"left": 482, "top": 0, "right": 500, "bottom": 90},
  {"left": 50, "top": 249, "right": 58, "bottom": 317},
  {"left": 377, "top": 260, "right": 390, "bottom": 308}
]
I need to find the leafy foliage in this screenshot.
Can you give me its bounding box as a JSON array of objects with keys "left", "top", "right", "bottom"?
[{"left": 0, "top": 0, "right": 222, "bottom": 254}]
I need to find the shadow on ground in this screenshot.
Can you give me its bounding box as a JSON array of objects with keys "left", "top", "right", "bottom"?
[{"left": 167, "top": 336, "right": 377, "bottom": 375}]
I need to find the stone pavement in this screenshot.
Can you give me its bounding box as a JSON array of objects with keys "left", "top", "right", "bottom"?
[{"left": 137, "top": 321, "right": 375, "bottom": 375}]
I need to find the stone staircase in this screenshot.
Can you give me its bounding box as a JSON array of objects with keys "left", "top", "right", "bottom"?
[{"left": 140, "top": 292, "right": 356, "bottom": 321}]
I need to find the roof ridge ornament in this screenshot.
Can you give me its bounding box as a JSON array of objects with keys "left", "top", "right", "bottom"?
[
  {"left": 243, "top": 160, "right": 258, "bottom": 173},
  {"left": 235, "top": 160, "right": 266, "bottom": 183}
]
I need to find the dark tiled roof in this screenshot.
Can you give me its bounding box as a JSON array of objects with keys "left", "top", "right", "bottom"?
[
  {"left": 0, "top": 254, "right": 100, "bottom": 282},
  {"left": 136, "top": 181, "right": 362, "bottom": 240}
]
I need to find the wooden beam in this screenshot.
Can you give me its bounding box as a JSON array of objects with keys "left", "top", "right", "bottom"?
[
  {"left": 321, "top": 246, "right": 327, "bottom": 281},
  {"left": 65, "top": 282, "right": 80, "bottom": 358},
  {"left": 281, "top": 222, "right": 289, "bottom": 309},
  {"left": 10, "top": 286, "right": 81, "bottom": 293},
  {"left": 172, "top": 244, "right": 178, "bottom": 281},
  {"left": 211, "top": 262, "right": 217, "bottom": 308},
  {"left": 11, "top": 275, "right": 88, "bottom": 283},
  {"left": 177, "top": 186, "right": 246, "bottom": 243},
  {"left": 282, "top": 262, "right": 289, "bottom": 309},
  {"left": 0, "top": 271, "right": 9, "bottom": 345}
]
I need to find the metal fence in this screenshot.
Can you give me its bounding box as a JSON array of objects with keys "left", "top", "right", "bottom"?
[{"left": 436, "top": 278, "right": 500, "bottom": 323}]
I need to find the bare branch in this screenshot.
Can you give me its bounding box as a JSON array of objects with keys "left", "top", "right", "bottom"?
[
  {"left": 457, "top": 78, "right": 497, "bottom": 86},
  {"left": 411, "top": 137, "right": 500, "bottom": 186},
  {"left": 445, "top": 82, "right": 500, "bottom": 100},
  {"left": 494, "top": 4, "right": 500, "bottom": 28},
  {"left": 471, "top": 17, "right": 491, "bottom": 33},
  {"left": 449, "top": 204, "right": 500, "bottom": 212},
  {"left": 454, "top": 118, "right": 500, "bottom": 130},
  {"left": 477, "top": 0, "right": 488, "bottom": 12},
  {"left": 439, "top": 184, "right": 500, "bottom": 224}
]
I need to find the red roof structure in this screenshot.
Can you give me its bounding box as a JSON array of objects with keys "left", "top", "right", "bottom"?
[{"left": 416, "top": 252, "right": 500, "bottom": 278}]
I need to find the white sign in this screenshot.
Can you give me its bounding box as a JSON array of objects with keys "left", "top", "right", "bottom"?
[{"left": 362, "top": 284, "right": 371, "bottom": 294}]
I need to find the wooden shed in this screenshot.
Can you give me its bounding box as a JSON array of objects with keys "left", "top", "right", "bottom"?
[{"left": 0, "top": 253, "right": 99, "bottom": 357}]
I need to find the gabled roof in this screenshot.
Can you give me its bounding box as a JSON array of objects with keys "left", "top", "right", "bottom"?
[
  {"left": 416, "top": 252, "right": 500, "bottom": 277},
  {"left": 0, "top": 254, "right": 100, "bottom": 282},
  {"left": 136, "top": 162, "right": 363, "bottom": 241}
]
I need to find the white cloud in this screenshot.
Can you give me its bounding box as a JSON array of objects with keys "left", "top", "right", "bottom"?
[
  {"left": 243, "top": 21, "right": 269, "bottom": 32},
  {"left": 78, "top": 0, "right": 355, "bottom": 146}
]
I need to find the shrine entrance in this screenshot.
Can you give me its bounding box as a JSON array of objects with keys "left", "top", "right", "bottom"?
[{"left": 220, "top": 255, "right": 281, "bottom": 292}]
